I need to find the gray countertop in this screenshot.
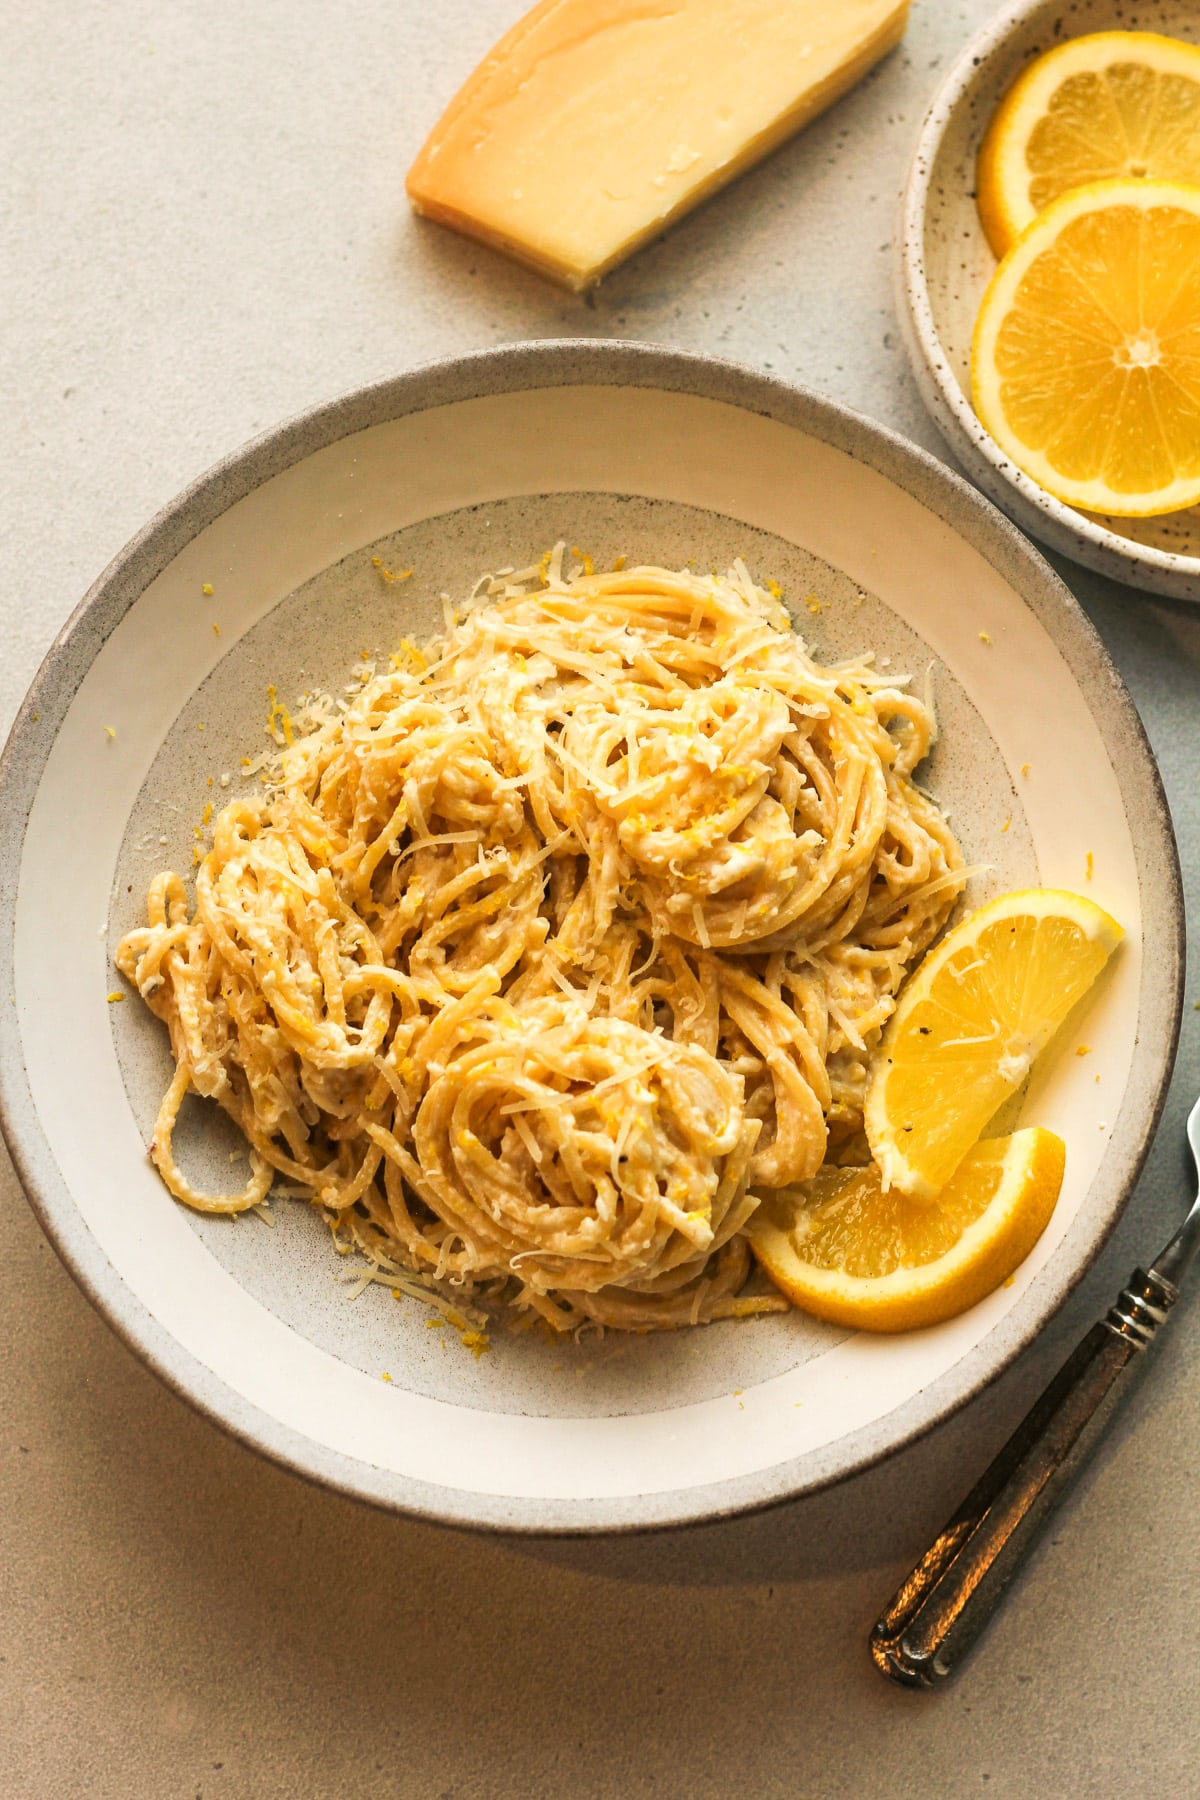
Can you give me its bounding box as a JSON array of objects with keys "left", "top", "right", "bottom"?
[{"left": 2, "top": 2, "right": 1198, "bottom": 1794}]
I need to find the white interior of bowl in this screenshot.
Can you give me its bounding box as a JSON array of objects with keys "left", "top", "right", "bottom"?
[
  {"left": 8, "top": 380, "right": 1150, "bottom": 1523},
  {"left": 901, "top": 0, "right": 1200, "bottom": 599}
]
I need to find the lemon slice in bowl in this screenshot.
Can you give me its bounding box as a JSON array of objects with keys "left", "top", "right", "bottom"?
[
  {"left": 865, "top": 889, "right": 1122, "bottom": 1199},
  {"left": 971, "top": 179, "right": 1200, "bottom": 518},
  {"left": 747, "top": 1130, "right": 1065, "bottom": 1333},
  {"left": 977, "top": 31, "right": 1200, "bottom": 259}
]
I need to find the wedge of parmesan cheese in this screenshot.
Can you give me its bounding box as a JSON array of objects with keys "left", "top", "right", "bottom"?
[{"left": 406, "top": 0, "right": 911, "bottom": 290}]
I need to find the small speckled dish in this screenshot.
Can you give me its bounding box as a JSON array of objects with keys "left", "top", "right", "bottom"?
[
  {"left": 900, "top": 0, "right": 1200, "bottom": 601},
  {"left": 0, "top": 342, "right": 1183, "bottom": 1531}
]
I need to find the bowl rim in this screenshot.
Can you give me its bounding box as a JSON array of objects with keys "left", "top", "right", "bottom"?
[
  {"left": 898, "top": 0, "right": 1200, "bottom": 595},
  {"left": 0, "top": 337, "right": 1184, "bottom": 1533}
]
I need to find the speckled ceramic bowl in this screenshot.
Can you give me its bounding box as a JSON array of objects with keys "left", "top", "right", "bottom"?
[
  {"left": 0, "top": 342, "right": 1183, "bottom": 1531},
  {"left": 900, "top": 0, "right": 1200, "bottom": 601}
]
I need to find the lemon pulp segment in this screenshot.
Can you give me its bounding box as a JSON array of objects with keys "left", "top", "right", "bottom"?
[
  {"left": 978, "top": 31, "right": 1200, "bottom": 256},
  {"left": 748, "top": 1128, "right": 1066, "bottom": 1332},
  {"left": 865, "top": 888, "right": 1122, "bottom": 1196},
  {"left": 972, "top": 180, "right": 1200, "bottom": 516}
]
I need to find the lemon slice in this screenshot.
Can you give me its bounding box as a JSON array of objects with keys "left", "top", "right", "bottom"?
[
  {"left": 977, "top": 31, "right": 1200, "bottom": 258},
  {"left": 971, "top": 179, "right": 1200, "bottom": 517},
  {"left": 748, "top": 1129, "right": 1065, "bottom": 1332},
  {"left": 865, "top": 888, "right": 1122, "bottom": 1198}
]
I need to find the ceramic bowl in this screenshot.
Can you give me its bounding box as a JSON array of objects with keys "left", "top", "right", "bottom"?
[
  {"left": 0, "top": 341, "right": 1182, "bottom": 1530},
  {"left": 899, "top": 0, "right": 1200, "bottom": 601}
]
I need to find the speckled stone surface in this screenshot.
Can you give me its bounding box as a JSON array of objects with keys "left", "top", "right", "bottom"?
[{"left": 1, "top": 1, "right": 1198, "bottom": 1794}]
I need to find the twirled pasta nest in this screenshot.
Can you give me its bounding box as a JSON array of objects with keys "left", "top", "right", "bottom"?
[{"left": 117, "top": 552, "right": 963, "bottom": 1333}]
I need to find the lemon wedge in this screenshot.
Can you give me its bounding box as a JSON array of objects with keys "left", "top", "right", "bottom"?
[
  {"left": 865, "top": 889, "right": 1122, "bottom": 1198},
  {"left": 747, "top": 1129, "right": 1065, "bottom": 1333},
  {"left": 977, "top": 31, "right": 1200, "bottom": 258},
  {"left": 972, "top": 179, "right": 1200, "bottom": 517}
]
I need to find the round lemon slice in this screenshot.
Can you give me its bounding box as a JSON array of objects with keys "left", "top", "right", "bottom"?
[
  {"left": 747, "top": 1129, "right": 1065, "bottom": 1333},
  {"left": 972, "top": 179, "right": 1200, "bottom": 517},
  {"left": 977, "top": 31, "right": 1200, "bottom": 258},
  {"left": 865, "top": 888, "right": 1122, "bottom": 1198}
]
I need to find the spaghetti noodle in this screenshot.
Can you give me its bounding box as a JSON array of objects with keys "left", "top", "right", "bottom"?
[{"left": 116, "top": 552, "right": 964, "bottom": 1332}]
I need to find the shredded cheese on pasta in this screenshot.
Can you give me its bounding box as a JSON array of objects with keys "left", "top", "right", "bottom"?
[{"left": 116, "top": 554, "right": 963, "bottom": 1333}]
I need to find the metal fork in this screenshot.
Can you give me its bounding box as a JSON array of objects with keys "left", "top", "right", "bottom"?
[{"left": 870, "top": 1095, "right": 1200, "bottom": 1686}]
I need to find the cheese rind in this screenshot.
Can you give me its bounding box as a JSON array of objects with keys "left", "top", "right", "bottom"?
[{"left": 407, "top": 0, "right": 911, "bottom": 290}]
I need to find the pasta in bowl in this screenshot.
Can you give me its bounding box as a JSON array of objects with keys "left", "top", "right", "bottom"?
[{"left": 0, "top": 342, "right": 1175, "bottom": 1528}]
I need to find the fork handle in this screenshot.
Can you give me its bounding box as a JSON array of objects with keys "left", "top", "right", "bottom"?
[{"left": 869, "top": 1267, "right": 1177, "bottom": 1687}]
